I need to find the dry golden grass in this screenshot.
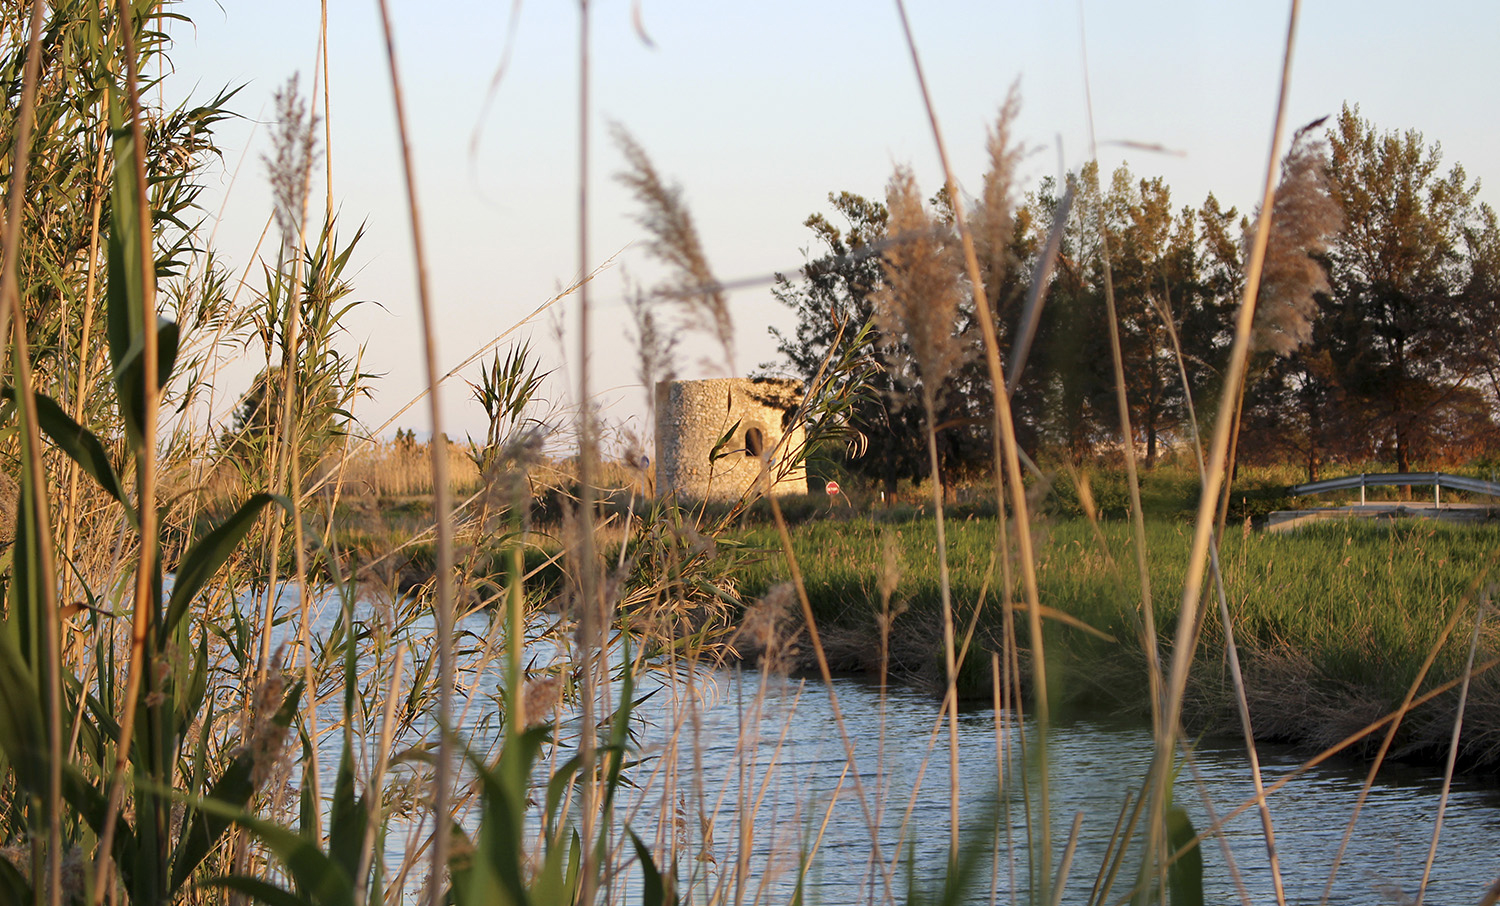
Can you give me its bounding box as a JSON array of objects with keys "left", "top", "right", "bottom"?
[{"left": 339, "top": 438, "right": 482, "bottom": 499}]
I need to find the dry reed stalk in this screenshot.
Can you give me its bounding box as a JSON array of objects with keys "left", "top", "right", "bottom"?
[
  {"left": 1087, "top": 795, "right": 1131, "bottom": 906},
  {"left": 568, "top": 5, "right": 612, "bottom": 898},
  {"left": 1151, "top": 654, "right": 1500, "bottom": 894},
  {"left": 1157, "top": 291, "right": 1287, "bottom": 905},
  {"left": 319, "top": 0, "right": 334, "bottom": 225},
  {"left": 266, "top": 72, "right": 328, "bottom": 842},
  {"left": 1480, "top": 877, "right": 1500, "bottom": 906},
  {"left": 0, "top": 2, "right": 60, "bottom": 900},
  {"left": 59, "top": 116, "right": 111, "bottom": 612},
  {"left": 889, "top": 3, "right": 1054, "bottom": 895},
  {"left": 0, "top": 0, "right": 46, "bottom": 377},
  {"left": 873, "top": 164, "right": 966, "bottom": 862},
  {"left": 1009, "top": 183, "right": 1074, "bottom": 390},
  {"left": 766, "top": 492, "right": 897, "bottom": 901},
  {"left": 1416, "top": 591, "right": 1489, "bottom": 906},
  {"left": 1076, "top": 98, "right": 1163, "bottom": 751},
  {"left": 372, "top": 3, "right": 458, "bottom": 900},
  {"left": 1152, "top": 3, "right": 1305, "bottom": 896},
  {"left": 92, "top": 2, "right": 166, "bottom": 899},
  {"left": 9, "top": 262, "right": 65, "bottom": 906},
  {"left": 1050, "top": 811, "right": 1085, "bottom": 906},
  {"left": 801, "top": 761, "right": 851, "bottom": 889},
  {"left": 1090, "top": 776, "right": 1149, "bottom": 906},
  {"left": 991, "top": 653, "right": 1022, "bottom": 904},
  {"left": 1217, "top": 123, "right": 1341, "bottom": 533},
  {"left": 1175, "top": 737, "right": 1253, "bottom": 906}
]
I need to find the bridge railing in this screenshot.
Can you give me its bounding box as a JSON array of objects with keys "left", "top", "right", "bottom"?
[{"left": 1287, "top": 472, "right": 1500, "bottom": 506}]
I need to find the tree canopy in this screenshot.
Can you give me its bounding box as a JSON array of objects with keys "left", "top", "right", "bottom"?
[{"left": 771, "top": 105, "right": 1500, "bottom": 487}]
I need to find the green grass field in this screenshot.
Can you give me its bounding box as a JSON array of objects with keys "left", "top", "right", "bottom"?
[{"left": 728, "top": 514, "right": 1500, "bottom": 765}]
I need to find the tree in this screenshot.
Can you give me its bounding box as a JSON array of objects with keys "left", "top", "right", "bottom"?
[
  {"left": 1018, "top": 169, "right": 1114, "bottom": 460},
  {"left": 769, "top": 190, "right": 999, "bottom": 494},
  {"left": 1238, "top": 125, "right": 1347, "bottom": 480},
  {"left": 1322, "top": 104, "right": 1499, "bottom": 470},
  {"left": 769, "top": 192, "right": 929, "bottom": 493},
  {"left": 1018, "top": 165, "right": 1227, "bottom": 466}
]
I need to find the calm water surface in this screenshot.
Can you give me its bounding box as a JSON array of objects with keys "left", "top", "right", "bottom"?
[
  {"left": 297, "top": 599, "right": 1499, "bottom": 904},
  {"left": 629, "top": 667, "right": 1500, "bottom": 905}
]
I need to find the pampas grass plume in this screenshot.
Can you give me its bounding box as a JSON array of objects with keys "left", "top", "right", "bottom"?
[
  {"left": 874, "top": 166, "right": 965, "bottom": 397},
  {"left": 1253, "top": 121, "right": 1344, "bottom": 356}
]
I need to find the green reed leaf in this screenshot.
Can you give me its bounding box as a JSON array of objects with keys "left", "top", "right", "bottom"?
[
  {"left": 199, "top": 786, "right": 353, "bottom": 906},
  {"left": 1166, "top": 806, "right": 1204, "bottom": 906},
  {"left": 328, "top": 739, "right": 366, "bottom": 882},
  {"left": 709, "top": 418, "right": 743, "bottom": 464},
  {"left": 163, "top": 492, "right": 290, "bottom": 643},
  {"left": 0, "top": 855, "right": 31, "bottom": 903},
  {"left": 204, "top": 875, "right": 310, "bottom": 906},
  {"left": 0, "top": 390, "right": 132, "bottom": 525},
  {"left": 629, "top": 828, "right": 679, "bottom": 906},
  {"left": 113, "top": 316, "right": 179, "bottom": 452}
]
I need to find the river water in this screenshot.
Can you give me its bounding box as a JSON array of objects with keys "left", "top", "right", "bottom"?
[
  {"left": 622, "top": 666, "right": 1500, "bottom": 905},
  {"left": 287, "top": 596, "right": 1500, "bottom": 904}
]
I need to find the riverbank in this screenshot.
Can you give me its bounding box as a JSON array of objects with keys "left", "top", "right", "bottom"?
[
  {"left": 728, "top": 516, "right": 1500, "bottom": 774},
  {"left": 325, "top": 481, "right": 1500, "bottom": 774}
]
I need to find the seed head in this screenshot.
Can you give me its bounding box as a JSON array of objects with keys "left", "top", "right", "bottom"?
[{"left": 874, "top": 166, "right": 966, "bottom": 400}]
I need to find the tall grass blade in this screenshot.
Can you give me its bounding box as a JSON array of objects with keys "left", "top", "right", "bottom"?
[
  {"left": 372, "top": 5, "right": 459, "bottom": 900},
  {"left": 163, "top": 493, "right": 291, "bottom": 640},
  {"left": 1165, "top": 807, "right": 1204, "bottom": 906},
  {"left": 0, "top": 857, "right": 32, "bottom": 903},
  {"left": 1155, "top": 4, "right": 1306, "bottom": 895},
  {"left": 889, "top": 3, "right": 1054, "bottom": 896},
  {"left": 1416, "top": 591, "right": 1489, "bottom": 906},
  {"left": 629, "top": 828, "right": 680, "bottom": 906}
]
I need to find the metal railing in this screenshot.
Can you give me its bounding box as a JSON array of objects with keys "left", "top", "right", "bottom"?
[{"left": 1287, "top": 472, "right": 1500, "bottom": 507}]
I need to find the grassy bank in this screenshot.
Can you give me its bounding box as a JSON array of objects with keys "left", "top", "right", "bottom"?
[{"left": 729, "top": 515, "right": 1500, "bottom": 769}]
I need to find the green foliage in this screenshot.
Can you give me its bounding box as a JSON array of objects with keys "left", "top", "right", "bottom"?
[
  {"left": 733, "top": 514, "right": 1499, "bottom": 733},
  {"left": 467, "top": 340, "right": 550, "bottom": 475},
  {"left": 1165, "top": 807, "right": 1204, "bottom": 906},
  {"left": 1243, "top": 104, "right": 1500, "bottom": 476},
  {"left": 222, "top": 225, "right": 372, "bottom": 473}
]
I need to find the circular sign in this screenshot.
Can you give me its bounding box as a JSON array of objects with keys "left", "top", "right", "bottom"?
[{"left": 825, "top": 480, "right": 840, "bottom": 496}]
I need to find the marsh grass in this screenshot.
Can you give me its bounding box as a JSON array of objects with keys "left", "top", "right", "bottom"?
[{"left": 729, "top": 516, "right": 1500, "bottom": 759}]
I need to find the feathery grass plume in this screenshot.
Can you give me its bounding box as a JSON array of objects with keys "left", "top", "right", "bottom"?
[
  {"left": 733, "top": 582, "right": 799, "bottom": 673},
  {"left": 971, "top": 86, "right": 1023, "bottom": 312},
  {"left": 1252, "top": 119, "right": 1344, "bottom": 356},
  {"left": 613, "top": 124, "right": 734, "bottom": 372},
  {"left": 874, "top": 166, "right": 966, "bottom": 398},
  {"left": 264, "top": 74, "right": 321, "bottom": 252},
  {"left": 626, "top": 273, "right": 678, "bottom": 390}
]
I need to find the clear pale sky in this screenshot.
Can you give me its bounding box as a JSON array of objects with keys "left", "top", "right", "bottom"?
[{"left": 166, "top": 1, "right": 1499, "bottom": 448}]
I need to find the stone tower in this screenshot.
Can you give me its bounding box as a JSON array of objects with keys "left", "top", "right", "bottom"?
[{"left": 654, "top": 378, "right": 807, "bottom": 500}]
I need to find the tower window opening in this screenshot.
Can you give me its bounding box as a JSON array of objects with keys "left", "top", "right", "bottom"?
[{"left": 745, "top": 427, "right": 765, "bottom": 458}]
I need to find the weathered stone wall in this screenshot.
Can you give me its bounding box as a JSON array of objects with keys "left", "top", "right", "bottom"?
[{"left": 655, "top": 378, "right": 806, "bottom": 500}]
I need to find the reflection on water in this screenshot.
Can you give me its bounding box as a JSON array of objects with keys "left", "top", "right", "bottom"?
[
  {"left": 298, "top": 599, "right": 1499, "bottom": 904},
  {"left": 629, "top": 667, "right": 1500, "bottom": 905}
]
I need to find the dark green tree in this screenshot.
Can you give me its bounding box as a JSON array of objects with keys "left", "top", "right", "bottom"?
[
  {"left": 769, "top": 192, "right": 926, "bottom": 493},
  {"left": 769, "top": 191, "right": 1001, "bottom": 494},
  {"left": 1322, "top": 104, "right": 1500, "bottom": 470}
]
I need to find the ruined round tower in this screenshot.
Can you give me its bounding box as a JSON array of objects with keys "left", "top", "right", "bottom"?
[{"left": 654, "top": 378, "right": 807, "bottom": 500}]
